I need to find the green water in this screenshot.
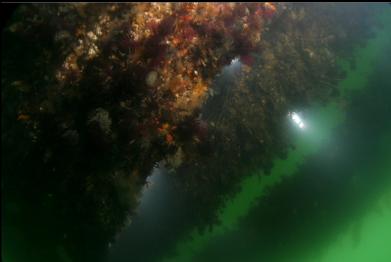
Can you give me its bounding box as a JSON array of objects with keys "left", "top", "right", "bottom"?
[
  {"left": 163, "top": 12, "right": 391, "bottom": 262},
  {"left": 309, "top": 142, "right": 391, "bottom": 262}
]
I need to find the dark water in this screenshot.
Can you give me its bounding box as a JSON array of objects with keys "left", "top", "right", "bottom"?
[
  {"left": 108, "top": 165, "right": 192, "bottom": 262},
  {"left": 2, "top": 4, "right": 391, "bottom": 262}
]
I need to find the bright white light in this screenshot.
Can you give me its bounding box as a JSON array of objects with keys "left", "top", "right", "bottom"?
[
  {"left": 289, "top": 112, "right": 306, "bottom": 129},
  {"left": 223, "top": 57, "right": 242, "bottom": 74},
  {"left": 230, "top": 57, "right": 240, "bottom": 65}
]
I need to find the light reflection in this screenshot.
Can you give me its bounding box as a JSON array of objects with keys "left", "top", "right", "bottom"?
[
  {"left": 289, "top": 111, "right": 306, "bottom": 129},
  {"left": 224, "top": 57, "right": 242, "bottom": 75},
  {"left": 230, "top": 57, "right": 240, "bottom": 65}
]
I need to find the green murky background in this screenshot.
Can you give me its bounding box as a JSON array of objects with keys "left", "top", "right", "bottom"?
[{"left": 161, "top": 12, "right": 391, "bottom": 262}]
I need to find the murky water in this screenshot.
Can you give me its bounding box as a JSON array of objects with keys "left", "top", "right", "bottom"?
[
  {"left": 2, "top": 3, "right": 391, "bottom": 262},
  {"left": 162, "top": 17, "right": 391, "bottom": 262}
]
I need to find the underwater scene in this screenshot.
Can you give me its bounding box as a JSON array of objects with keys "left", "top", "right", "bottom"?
[{"left": 2, "top": 3, "right": 391, "bottom": 262}]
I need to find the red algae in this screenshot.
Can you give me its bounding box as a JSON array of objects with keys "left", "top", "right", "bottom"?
[
  {"left": 112, "top": 3, "right": 281, "bottom": 120},
  {"left": 240, "top": 54, "right": 255, "bottom": 67}
]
